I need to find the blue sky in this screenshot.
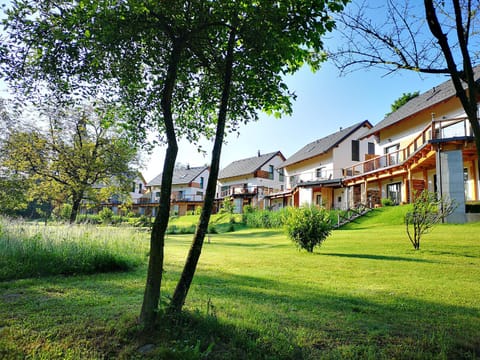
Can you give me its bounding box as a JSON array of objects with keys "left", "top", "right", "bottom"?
[{"left": 0, "top": 0, "right": 450, "bottom": 182}]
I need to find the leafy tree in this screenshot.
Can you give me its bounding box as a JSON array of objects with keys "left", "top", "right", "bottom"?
[
  {"left": 405, "top": 190, "right": 456, "bottom": 250},
  {"left": 168, "top": 1, "right": 350, "bottom": 313},
  {"left": 387, "top": 91, "right": 420, "bottom": 116},
  {"left": 285, "top": 205, "right": 332, "bottom": 252},
  {"left": 332, "top": 0, "right": 480, "bottom": 160},
  {"left": 1, "top": 0, "right": 348, "bottom": 328},
  {"left": 1, "top": 103, "right": 139, "bottom": 223},
  {"left": 0, "top": 173, "right": 29, "bottom": 216}
]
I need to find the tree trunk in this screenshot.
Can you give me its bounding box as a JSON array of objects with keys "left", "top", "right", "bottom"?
[
  {"left": 70, "top": 194, "right": 82, "bottom": 224},
  {"left": 139, "top": 39, "right": 183, "bottom": 331},
  {"left": 425, "top": 0, "right": 480, "bottom": 163},
  {"left": 168, "top": 30, "right": 236, "bottom": 313}
]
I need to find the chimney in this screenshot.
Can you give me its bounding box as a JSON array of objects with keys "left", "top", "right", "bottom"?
[{"left": 257, "top": 150, "right": 261, "bottom": 157}]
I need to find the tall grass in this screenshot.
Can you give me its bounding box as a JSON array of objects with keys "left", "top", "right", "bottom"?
[{"left": 0, "top": 217, "right": 146, "bottom": 281}]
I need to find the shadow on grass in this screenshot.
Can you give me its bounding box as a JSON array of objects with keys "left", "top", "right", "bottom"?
[
  {"left": 423, "top": 250, "right": 480, "bottom": 259},
  {"left": 216, "top": 230, "right": 280, "bottom": 239},
  {"left": 320, "top": 252, "right": 438, "bottom": 263},
  {"left": 2, "top": 266, "right": 479, "bottom": 359}
]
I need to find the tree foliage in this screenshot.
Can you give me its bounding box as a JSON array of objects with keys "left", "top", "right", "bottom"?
[
  {"left": 405, "top": 190, "right": 456, "bottom": 250},
  {"left": 387, "top": 91, "right": 420, "bottom": 116},
  {"left": 1, "top": 0, "right": 349, "bottom": 328},
  {"left": 1, "top": 102, "right": 139, "bottom": 223},
  {"left": 285, "top": 205, "right": 333, "bottom": 253}
]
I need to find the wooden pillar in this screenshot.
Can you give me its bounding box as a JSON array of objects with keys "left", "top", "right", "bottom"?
[
  {"left": 364, "top": 179, "right": 368, "bottom": 206},
  {"left": 472, "top": 159, "right": 479, "bottom": 200},
  {"left": 407, "top": 169, "right": 412, "bottom": 204}
]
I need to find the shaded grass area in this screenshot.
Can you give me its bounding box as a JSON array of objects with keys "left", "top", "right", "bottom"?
[
  {"left": 0, "top": 219, "right": 145, "bottom": 281},
  {"left": 1, "top": 208, "right": 480, "bottom": 358}
]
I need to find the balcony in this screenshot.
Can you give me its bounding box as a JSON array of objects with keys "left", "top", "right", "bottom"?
[
  {"left": 220, "top": 186, "right": 258, "bottom": 197},
  {"left": 343, "top": 116, "right": 474, "bottom": 179}
]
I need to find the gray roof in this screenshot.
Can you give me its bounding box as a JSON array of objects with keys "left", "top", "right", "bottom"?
[
  {"left": 147, "top": 166, "right": 208, "bottom": 187},
  {"left": 365, "top": 66, "right": 480, "bottom": 137},
  {"left": 281, "top": 120, "right": 372, "bottom": 167},
  {"left": 218, "top": 151, "right": 284, "bottom": 179}
]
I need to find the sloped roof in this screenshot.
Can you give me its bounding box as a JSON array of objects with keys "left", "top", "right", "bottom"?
[
  {"left": 218, "top": 151, "right": 284, "bottom": 179},
  {"left": 281, "top": 120, "right": 372, "bottom": 167},
  {"left": 365, "top": 66, "right": 480, "bottom": 137},
  {"left": 147, "top": 166, "right": 208, "bottom": 187}
]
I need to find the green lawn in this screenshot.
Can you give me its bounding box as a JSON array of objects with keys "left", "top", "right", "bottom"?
[{"left": 1, "top": 208, "right": 479, "bottom": 359}]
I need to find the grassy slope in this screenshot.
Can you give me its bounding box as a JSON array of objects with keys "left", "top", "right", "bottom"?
[{"left": 1, "top": 207, "right": 479, "bottom": 359}]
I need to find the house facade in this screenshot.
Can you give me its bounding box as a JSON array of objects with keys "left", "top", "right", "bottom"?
[
  {"left": 144, "top": 165, "right": 210, "bottom": 216},
  {"left": 217, "top": 151, "right": 286, "bottom": 213},
  {"left": 342, "top": 72, "right": 480, "bottom": 223},
  {"left": 80, "top": 173, "right": 147, "bottom": 216},
  {"left": 267, "top": 120, "right": 374, "bottom": 210}
]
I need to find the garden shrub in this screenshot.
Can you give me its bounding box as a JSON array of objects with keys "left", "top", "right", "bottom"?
[
  {"left": 243, "top": 207, "right": 290, "bottom": 228},
  {"left": 381, "top": 198, "right": 394, "bottom": 206},
  {"left": 52, "top": 203, "right": 72, "bottom": 222},
  {"left": 98, "top": 208, "right": 114, "bottom": 224},
  {"left": 285, "top": 205, "right": 332, "bottom": 252}
]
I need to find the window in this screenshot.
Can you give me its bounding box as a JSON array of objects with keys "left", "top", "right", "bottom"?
[
  {"left": 268, "top": 165, "right": 274, "bottom": 180},
  {"left": 316, "top": 167, "right": 326, "bottom": 179},
  {"left": 352, "top": 140, "right": 360, "bottom": 161},
  {"left": 316, "top": 194, "right": 323, "bottom": 206},
  {"left": 155, "top": 191, "right": 161, "bottom": 199},
  {"left": 138, "top": 183, "right": 142, "bottom": 194},
  {"left": 278, "top": 168, "right": 285, "bottom": 182},
  {"left": 290, "top": 175, "right": 296, "bottom": 187},
  {"left": 386, "top": 183, "right": 401, "bottom": 205},
  {"left": 368, "top": 142, "right": 375, "bottom": 155},
  {"left": 385, "top": 144, "right": 400, "bottom": 165},
  {"left": 132, "top": 182, "right": 136, "bottom": 193},
  {"left": 200, "top": 177, "right": 204, "bottom": 189}
]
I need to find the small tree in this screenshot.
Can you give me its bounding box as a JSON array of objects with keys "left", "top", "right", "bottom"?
[
  {"left": 405, "top": 190, "right": 456, "bottom": 250},
  {"left": 285, "top": 205, "right": 332, "bottom": 253},
  {"left": 220, "top": 196, "right": 236, "bottom": 223}
]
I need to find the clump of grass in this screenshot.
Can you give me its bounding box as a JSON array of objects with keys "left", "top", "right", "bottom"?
[{"left": 0, "top": 217, "right": 146, "bottom": 281}]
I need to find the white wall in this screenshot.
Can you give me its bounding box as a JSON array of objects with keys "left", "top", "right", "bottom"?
[
  {"left": 217, "top": 153, "right": 286, "bottom": 194},
  {"left": 332, "top": 126, "right": 374, "bottom": 174}
]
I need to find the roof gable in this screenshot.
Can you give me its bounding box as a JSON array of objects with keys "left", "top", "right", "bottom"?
[
  {"left": 147, "top": 166, "right": 208, "bottom": 187},
  {"left": 218, "top": 151, "right": 284, "bottom": 179},
  {"left": 366, "top": 66, "right": 480, "bottom": 136},
  {"left": 281, "top": 120, "right": 372, "bottom": 167}
]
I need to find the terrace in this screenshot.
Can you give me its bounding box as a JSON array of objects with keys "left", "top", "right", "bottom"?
[{"left": 343, "top": 116, "right": 476, "bottom": 184}]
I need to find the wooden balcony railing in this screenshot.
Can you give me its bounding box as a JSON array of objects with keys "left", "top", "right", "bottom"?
[{"left": 343, "top": 116, "right": 473, "bottom": 178}]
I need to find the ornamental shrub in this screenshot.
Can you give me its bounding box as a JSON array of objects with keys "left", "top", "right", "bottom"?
[
  {"left": 98, "top": 207, "right": 114, "bottom": 224},
  {"left": 285, "top": 205, "right": 332, "bottom": 252}
]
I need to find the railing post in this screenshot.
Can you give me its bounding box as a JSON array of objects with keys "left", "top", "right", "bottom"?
[{"left": 431, "top": 113, "right": 436, "bottom": 140}]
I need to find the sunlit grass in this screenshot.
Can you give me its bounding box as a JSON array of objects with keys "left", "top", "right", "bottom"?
[
  {"left": 1, "top": 207, "right": 479, "bottom": 359},
  {"left": 0, "top": 217, "right": 147, "bottom": 280}
]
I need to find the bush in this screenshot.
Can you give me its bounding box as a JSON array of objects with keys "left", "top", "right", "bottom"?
[
  {"left": 98, "top": 207, "right": 114, "bottom": 224},
  {"left": 52, "top": 203, "right": 72, "bottom": 222},
  {"left": 285, "top": 205, "right": 332, "bottom": 252},
  {"left": 381, "top": 198, "right": 394, "bottom": 206},
  {"left": 243, "top": 208, "right": 290, "bottom": 229},
  {"left": 134, "top": 215, "right": 152, "bottom": 228}
]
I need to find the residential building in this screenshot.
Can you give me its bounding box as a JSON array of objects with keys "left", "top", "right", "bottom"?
[
  {"left": 80, "top": 172, "right": 147, "bottom": 215},
  {"left": 217, "top": 151, "right": 286, "bottom": 212},
  {"left": 267, "top": 120, "right": 374, "bottom": 210},
  {"left": 144, "top": 165, "right": 210, "bottom": 216},
  {"left": 342, "top": 70, "right": 480, "bottom": 223}
]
